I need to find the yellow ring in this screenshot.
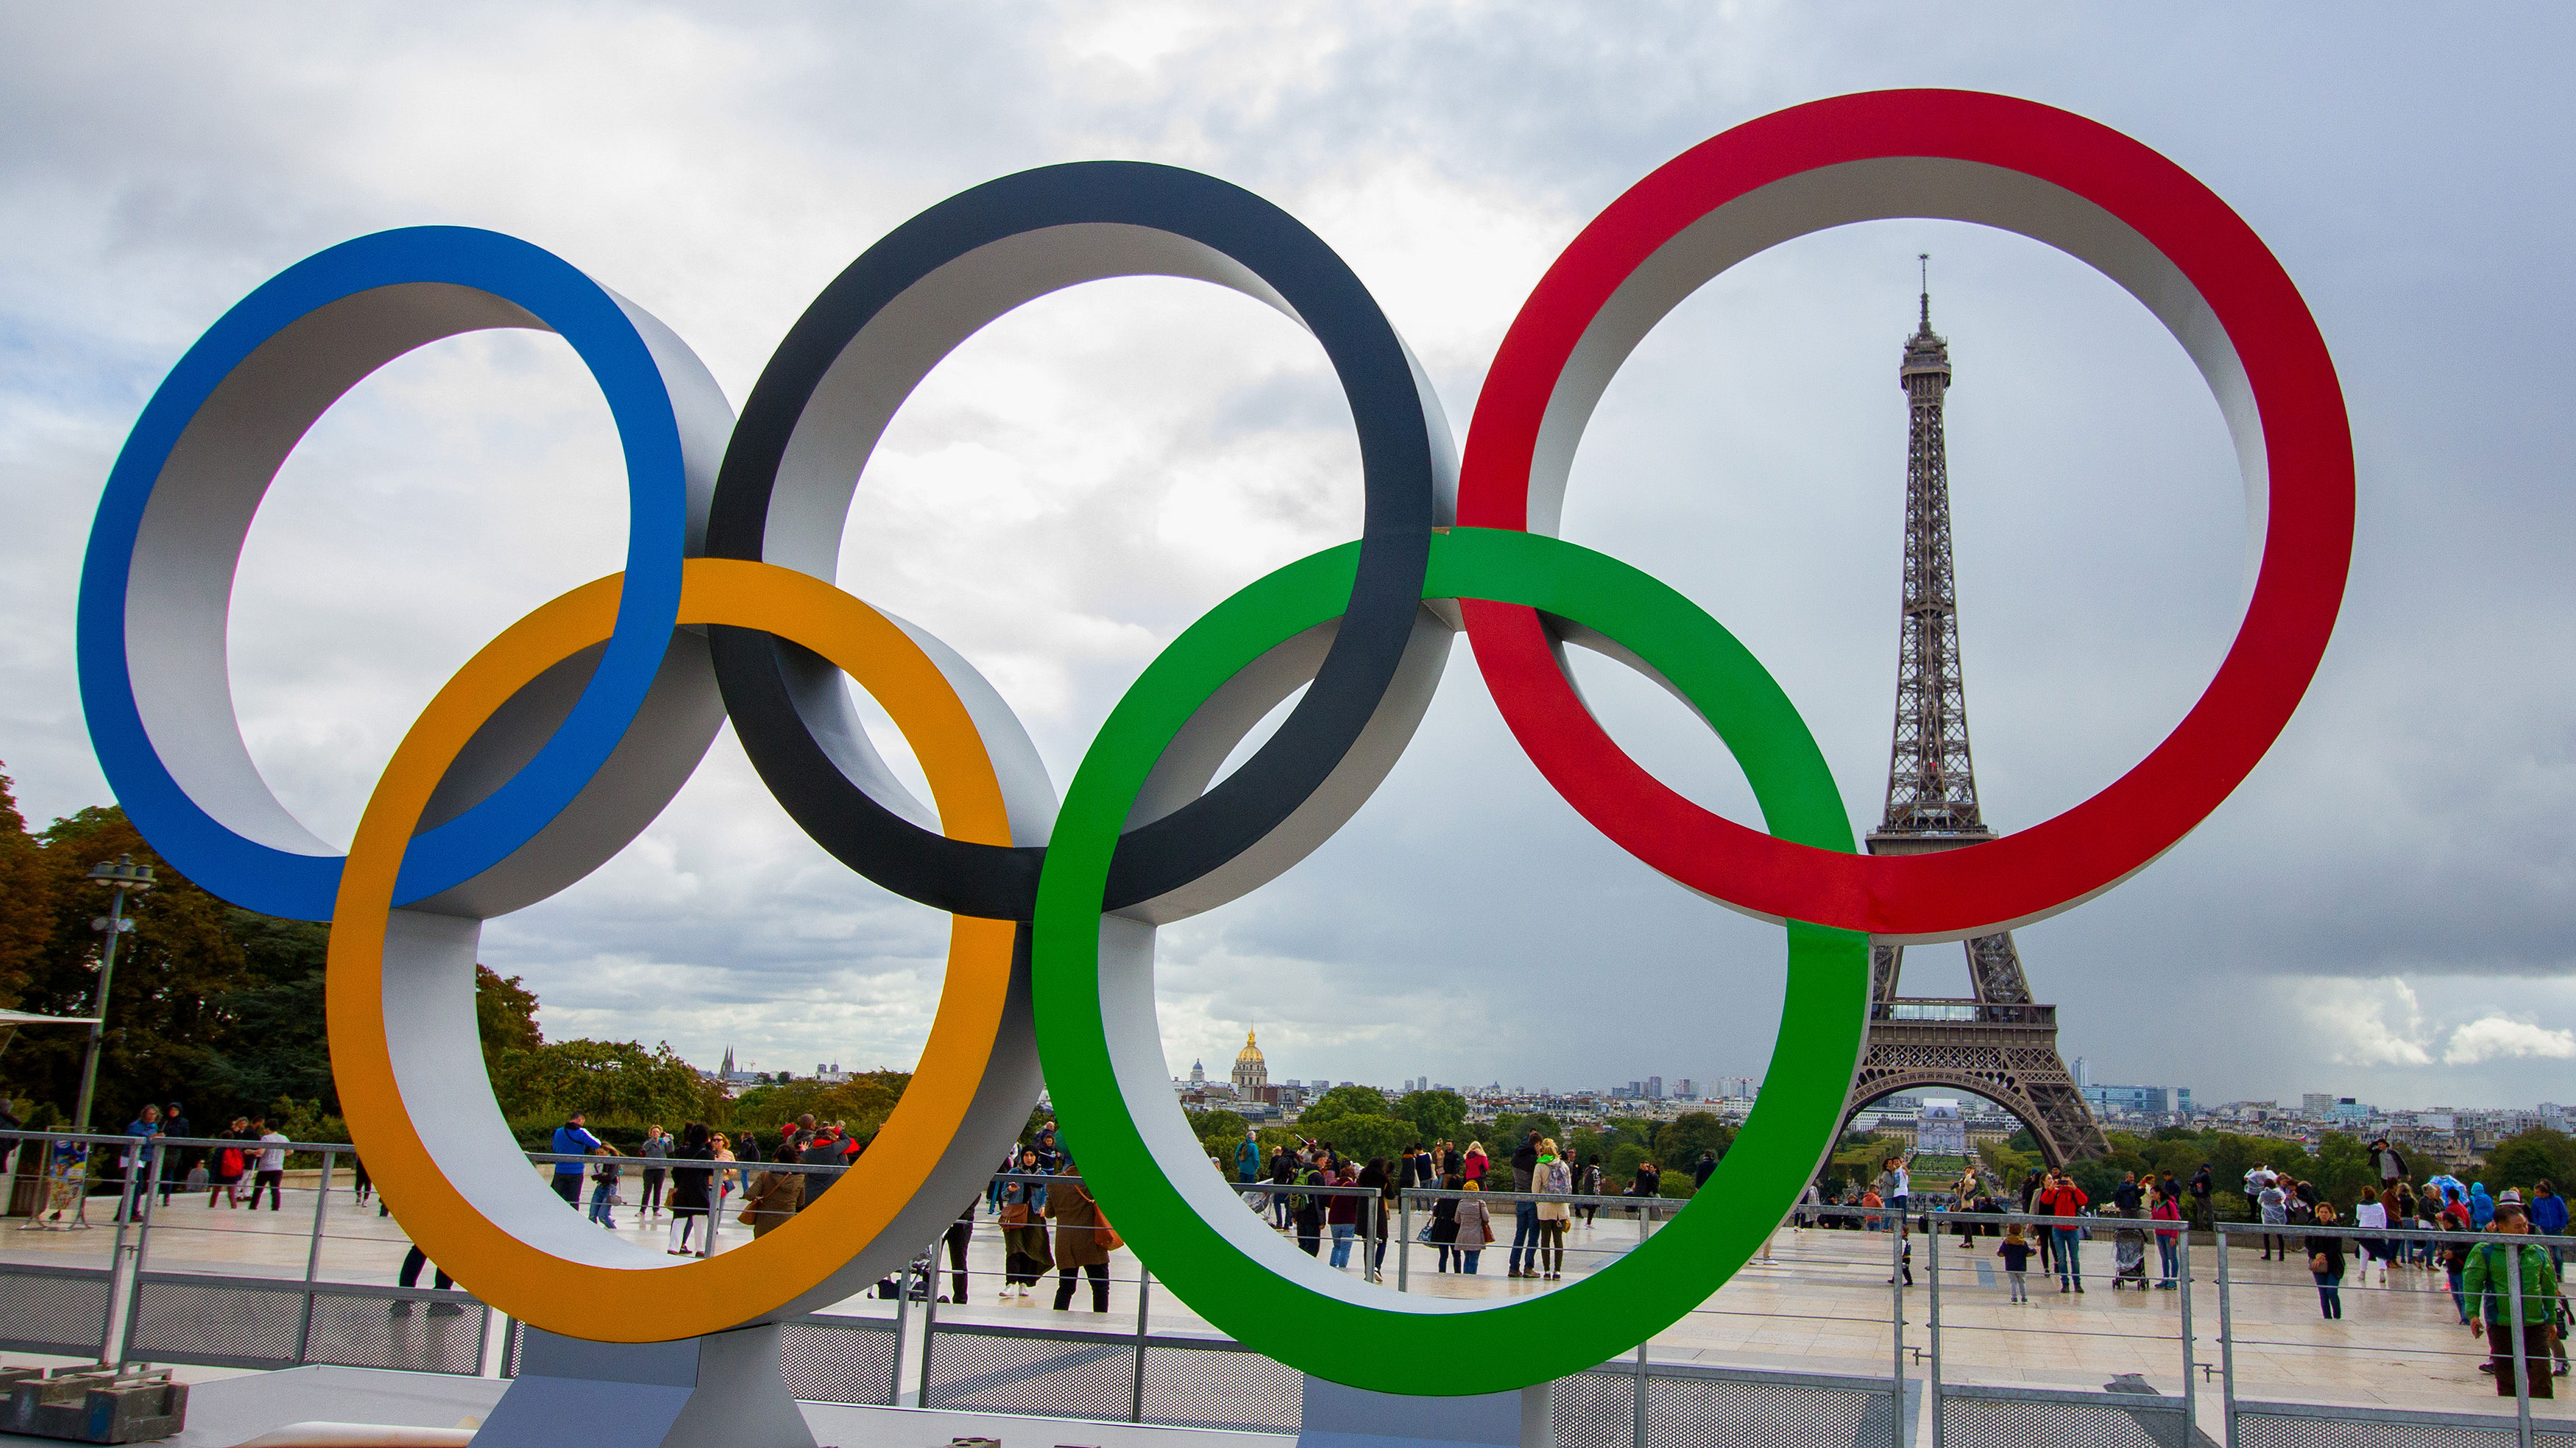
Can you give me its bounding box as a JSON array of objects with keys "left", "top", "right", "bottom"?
[{"left": 328, "top": 558, "right": 1018, "bottom": 1341}]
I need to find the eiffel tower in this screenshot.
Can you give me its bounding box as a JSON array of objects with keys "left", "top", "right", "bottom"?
[{"left": 1845, "top": 261, "right": 2108, "bottom": 1167}]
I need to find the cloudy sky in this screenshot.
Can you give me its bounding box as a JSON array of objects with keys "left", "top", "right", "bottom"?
[{"left": 2, "top": 5, "right": 2570, "bottom": 1112}]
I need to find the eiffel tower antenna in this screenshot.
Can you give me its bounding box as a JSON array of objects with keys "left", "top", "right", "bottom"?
[{"left": 1845, "top": 272, "right": 2109, "bottom": 1167}]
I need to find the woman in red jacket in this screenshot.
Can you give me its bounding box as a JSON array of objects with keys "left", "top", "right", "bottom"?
[{"left": 2037, "top": 1171, "right": 2090, "bottom": 1293}]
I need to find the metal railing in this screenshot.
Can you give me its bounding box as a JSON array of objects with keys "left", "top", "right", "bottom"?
[{"left": 3, "top": 1132, "right": 2573, "bottom": 1447}]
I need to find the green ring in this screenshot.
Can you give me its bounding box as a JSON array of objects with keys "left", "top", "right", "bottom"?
[{"left": 1033, "top": 527, "right": 1867, "bottom": 1395}]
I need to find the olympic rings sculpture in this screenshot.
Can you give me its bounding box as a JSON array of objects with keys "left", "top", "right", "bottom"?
[{"left": 76, "top": 90, "right": 2349, "bottom": 1396}]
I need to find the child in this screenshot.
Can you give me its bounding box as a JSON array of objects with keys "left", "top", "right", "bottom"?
[
  {"left": 1999, "top": 1224, "right": 2034, "bottom": 1302},
  {"left": 588, "top": 1145, "right": 622, "bottom": 1228}
]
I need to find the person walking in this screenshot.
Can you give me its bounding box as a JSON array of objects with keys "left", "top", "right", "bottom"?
[
  {"left": 710, "top": 1132, "right": 740, "bottom": 1227},
  {"left": 252, "top": 1118, "right": 289, "bottom": 1211},
  {"left": 997, "top": 1149, "right": 1052, "bottom": 1296},
  {"left": 939, "top": 1194, "right": 974, "bottom": 1304},
  {"left": 637, "top": 1125, "right": 670, "bottom": 1217},
  {"left": 2469, "top": 1181, "right": 2497, "bottom": 1230},
  {"left": 1270, "top": 1146, "right": 1297, "bottom": 1229},
  {"left": 2258, "top": 1173, "right": 2291, "bottom": 1261},
  {"left": 1234, "top": 1129, "right": 1263, "bottom": 1188},
  {"left": 797, "top": 1121, "right": 847, "bottom": 1208},
  {"left": 157, "top": 1103, "right": 191, "bottom": 1206},
  {"left": 1577, "top": 1155, "right": 1603, "bottom": 1229},
  {"left": 1366, "top": 1157, "right": 1400, "bottom": 1275},
  {"left": 1293, "top": 1154, "right": 1328, "bottom": 1257},
  {"left": 2352, "top": 1185, "right": 2390, "bottom": 1287},
  {"left": 1451, "top": 1180, "right": 1491, "bottom": 1275},
  {"left": 208, "top": 1118, "right": 247, "bottom": 1208},
  {"left": 1327, "top": 1165, "right": 1363, "bottom": 1270},
  {"left": 1507, "top": 1131, "right": 1542, "bottom": 1279},
  {"left": 2304, "top": 1202, "right": 2348, "bottom": 1320},
  {"left": 1047, "top": 1160, "right": 1114, "bottom": 1313},
  {"left": 587, "top": 1144, "right": 621, "bottom": 1227},
  {"left": 2038, "top": 1168, "right": 2089, "bottom": 1293},
  {"left": 1461, "top": 1140, "right": 1487, "bottom": 1186},
  {"left": 2368, "top": 1137, "right": 2407, "bottom": 1195},
  {"left": 665, "top": 1124, "right": 713, "bottom": 1256},
  {"left": 2021, "top": 1167, "right": 2053, "bottom": 1275},
  {"left": 2190, "top": 1164, "right": 2214, "bottom": 1229},
  {"left": 741, "top": 1140, "right": 805, "bottom": 1238},
  {"left": 550, "top": 1112, "right": 604, "bottom": 1206},
  {"left": 2151, "top": 1185, "right": 2183, "bottom": 1290},
  {"left": 2464, "top": 1206, "right": 2560, "bottom": 1397},
  {"left": 2532, "top": 1181, "right": 2569, "bottom": 1268},
  {"left": 1428, "top": 1174, "right": 1462, "bottom": 1272},
  {"left": 117, "top": 1104, "right": 160, "bottom": 1224},
  {"left": 1535, "top": 1139, "right": 1573, "bottom": 1280},
  {"left": 1998, "top": 1224, "right": 2034, "bottom": 1303}
]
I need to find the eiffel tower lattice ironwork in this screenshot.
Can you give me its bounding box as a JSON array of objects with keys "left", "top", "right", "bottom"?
[{"left": 1847, "top": 263, "right": 2108, "bottom": 1167}]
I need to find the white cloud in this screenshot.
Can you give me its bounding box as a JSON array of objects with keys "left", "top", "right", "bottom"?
[
  {"left": 2302, "top": 979, "right": 2434, "bottom": 1068},
  {"left": 2444, "top": 1016, "right": 2576, "bottom": 1066}
]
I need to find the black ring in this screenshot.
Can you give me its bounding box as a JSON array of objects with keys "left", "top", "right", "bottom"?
[{"left": 708, "top": 161, "right": 1441, "bottom": 920}]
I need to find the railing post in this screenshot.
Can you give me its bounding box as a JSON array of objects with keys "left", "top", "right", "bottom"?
[
  {"left": 2215, "top": 1224, "right": 2236, "bottom": 1448},
  {"left": 2508, "top": 1241, "right": 2532, "bottom": 1448},
  {"left": 889, "top": 1252, "right": 913, "bottom": 1407},
  {"left": 916, "top": 1241, "right": 940, "bottom": 1410},
  {"left": 99, "top": 1136, "right": 139, "bottom": 1364},
  {"left": 1398, "top": 1189, "right": 1410, "bottom": 1291},
  {"left": 291, "top": 1149, "right": 334, "bottom": 1365},
  {"left": 1130, "top": 1266, "right": 1150, "bottom": 1423},
  {"left": 1892, "top": 1218, "right": 1907, "bottom": 1448},
  {"left": 1630, "top": 1339, "right": 1647, "bottom": 1448},
  {"left": 1927, "top": 1210, "right": 1942, "bottom": 1448},
  {"left": 2179, "top": 1228, "right": 2195, "bottom": 1448}
]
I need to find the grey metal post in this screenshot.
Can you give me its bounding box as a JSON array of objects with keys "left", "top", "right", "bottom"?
[
  {"left": 99, "top": 1136, "right": 140, "bottom": 1364},
  {"left": 1927, "top": 1211, "right": 1942, "bottom": 1448},
  {"left": 1892, "top": 1220, "right": 1908, "bottom": 1448},
  {"left": 888, "top": 1254, "right": 913, "bottom": 1406},
  {"left": 1398, "top": 1189, "right": 1411, "bottom": 1291},
  {"left": 104, "top": 1137, "right": 160, "bottom": 1366},
  {"left": 916, "top": 1241, "right": 941, "bottom": 1409},
  {"left": 291, "top": 1149, "right": 334, "bottom": 1364},
  {"left": 1631, "top": 1339, "right": 1647, "bottom": 1448},
  {"left": 2215, "top": 1226, "right": 2236, "bottom": 1448},
  {"left": 72, "top": 861, "right": 149, "bottom": 1135},
  {"left": 2508, "top": 1241, "right": 2531, "bottom": 1448},
  {"left": 701, "top": 1158, "right": 722, "bottom": 1258},
  {"left": 1130, "top": 1266, "right": 1150, "bottom": 1423},
  {"left": 2179, "top": 1230, "right": 2195, "bottom": 1447}
]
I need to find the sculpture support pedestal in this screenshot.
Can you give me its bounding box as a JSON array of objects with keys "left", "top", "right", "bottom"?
[
  {"left": 1299, "top": 1377, "right": 1552, "bottom": 1448},
  {"left": 475, "top": 1324, "right": 813, "bottom": 1448}
]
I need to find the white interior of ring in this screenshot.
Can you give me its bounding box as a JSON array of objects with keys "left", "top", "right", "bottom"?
[
  {"left": 1523, "top": 158, "right": 2268, "bottom": 592},
  {"left": 759, "top": 221, "right": 1459, "bottom": 852},
  {"left": 125, "top": 279, "right": 737, "bottom": 895},
  {"left": 1094, "top": 624, "right": 1708, "bottom": 1316}
]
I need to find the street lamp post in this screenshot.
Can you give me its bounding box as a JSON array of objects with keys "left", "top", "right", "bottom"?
[{"left": 71, "top": 853, "right": 154, "bottom": 1134}]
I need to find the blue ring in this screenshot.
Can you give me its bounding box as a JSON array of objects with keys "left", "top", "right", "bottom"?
[{"left": 77, "top": 227, "right": 694, "bottom": 920}]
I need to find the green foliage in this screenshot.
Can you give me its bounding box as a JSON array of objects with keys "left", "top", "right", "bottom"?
[
  {"left": 1301, "top": 1112, "right": 1417, "bottom": 1167},
  {"left": 2485, "top": 1129, "right": 2576, "bottom": 1193},
  {"left": 475, "top": 965, "right": 542, "bottom": 1076},
  {"left": 725, "top": 1072, "right": 910, "bottom": 1148},
  {"left": 1606, "top": 1142, "right": 1649, "bottom": 1186},
  {"left": 1188, "top": 1108, "right": 1253, "bottom": 1166},
  {"left": 1301, "top": 1085, "right": 1392, "bottom": 1126},
  {"left": 1654, "top": 1112, "right": 1734, "bottom": 1168},
  {"left": 0, "top": 767, "right": 53, "bottom": 1004},
  {"left": 1977, "top": 1138, "right": 2036, "bottom": 1182},
  {"left": 495, "top": 1039, "right": 726, "bottom": 1134},
  {"left": 1393, "top": 1088, "right": 1467, "bottom": 1146}
]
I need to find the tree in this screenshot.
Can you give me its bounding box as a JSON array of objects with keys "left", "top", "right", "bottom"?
[
  {"left": 1301, "top": 1085, "right": 1391, "bottom": 1126},
  {"left": 0, "top": 767, "right": 52, "bottom": 1001},
  {"left": 2485, "top": 1129, "right": 2576, "bottom": 1194},
  {"left": 196, "top": 910, "right": 333, "bottom": 1114},
  {"left": 725, "top": 1072, "right": 910, "bottom": 1146},
  {"left": 1655, "top": 1112, "right": 1735, "bottom": 1168},
  {"left": 1303, "top": 1113, "right": 1417, "bottom": 1167},
  {"left": 1187, "top": 1108, "right": 1252, "bottom": 1165},
  {"left": 494, "top": 1039, "right": 725, "bottom": 1134},
  {"left": 475, "top": 965, "right": 542, "bottom": 1078},
  {"left": 1393, "top": 1088, "right": 1467, "bottom": 1146}
]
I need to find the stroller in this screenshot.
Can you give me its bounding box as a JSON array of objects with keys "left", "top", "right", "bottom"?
[{"left": 2109, "top": 1210, "right": 2148, "bottom": 1290}]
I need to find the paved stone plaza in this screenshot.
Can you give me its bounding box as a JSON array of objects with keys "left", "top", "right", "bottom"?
[{"left": 7, "top": 1180, "right": 2566, "bottom": 1430}]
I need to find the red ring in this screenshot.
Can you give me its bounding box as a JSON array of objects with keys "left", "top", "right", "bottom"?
[{"left": 1457, "top": 90, "right": 2352, "bottom": 941}]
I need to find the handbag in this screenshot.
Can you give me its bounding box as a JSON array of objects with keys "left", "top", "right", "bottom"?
[
  {"left": 2309, "top": 1252, "right": 2329, "bottom": 1274},
  {"left": 737, "top": 1203, "right": 759, "bottom": 1226},
  {"left": 1000, "top": 1199, "right": 1030, "bottom": 1226}
]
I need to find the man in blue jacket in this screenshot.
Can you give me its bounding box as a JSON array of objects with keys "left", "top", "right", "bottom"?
[{"left": 551, "top": 1112, "right": 604, "bottom": 1204}]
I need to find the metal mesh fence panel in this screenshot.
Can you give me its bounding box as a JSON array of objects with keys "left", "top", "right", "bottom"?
[
  {"left": 2237, "top": 1404, "right": 2576, "bottom": 1448},
  {"left": 1942, "top": 1388, "right": 2186, "bottom": 1448},
  {"left": 1546, "top": 1366, "right": 1900, "bottom": 1448},
  {"left": 0, "top": 1266, "right": 110, "bottom": 1357},
  {"left": 924, "top": 1324, "right": 1138, "bottom": 1422},
  {"left": 1649, "top": 1369, "right": 1897, "bottom": 1448},
  {"left": 127, "top": 1274, "right": 300, "bottom": 1368},
  {"left": 300, "top": 1291, "right": 487, "bottom": 1375},
  {"left": 1138, "top": 1341, "right": 1300, "bottom": 1433},
  {"left": 778, "top": 1316, "right": 898, "bottom": 1406}
]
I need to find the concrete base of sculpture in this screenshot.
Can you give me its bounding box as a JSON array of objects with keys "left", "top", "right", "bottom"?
[
  {"left": 1298, "top": 1377, "right": 1552, "bottom": 1448},
  {"left": 475, "top": 1324, "right": 813, "bottom": 1448}
]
